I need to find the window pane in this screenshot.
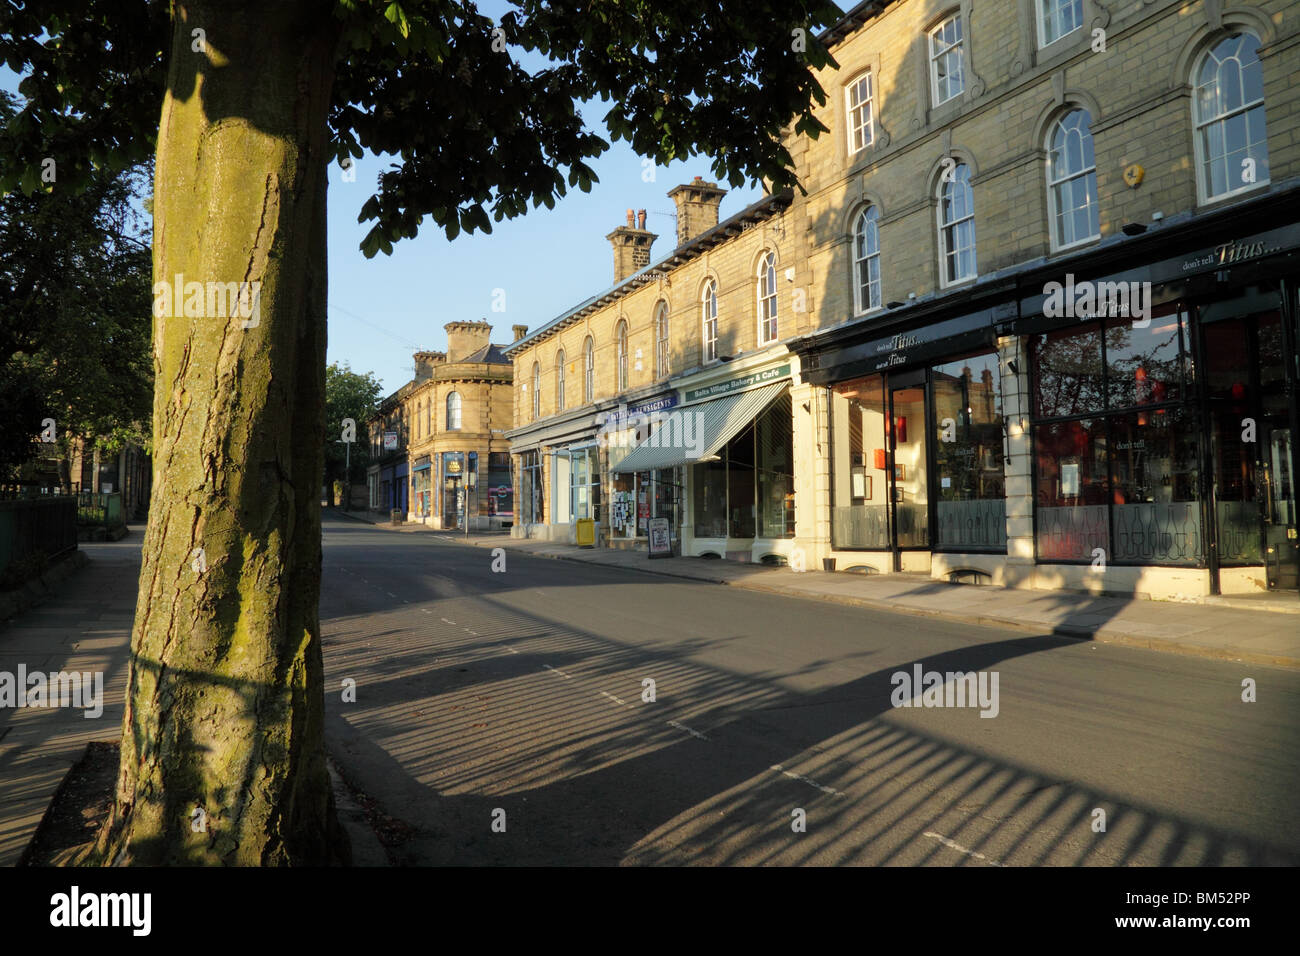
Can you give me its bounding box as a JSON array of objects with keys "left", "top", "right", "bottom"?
[
  {"left": 692, "top": 459, "right": 728, "bottom": 539},
  {"left": 1105, "top": 310, "right": 1187, "bottom": 409},
  {"left": 933, "top": 353, "right": 1006, "bottom": 551},
  {"left": 756, "top": 393, "right": 795, "bottom": 538},
  {"left": 1109, "top": 408, "right": 1202, "bottom": 565},
  {"left": 1034, "top": 418, "right": 1111, "bottom": 560},
  {"left": 830, "top": 377, "right": 890, "bottom": 549},
  {"left": 1034, "top": 322, "right": 1105, "bottom": 417}
]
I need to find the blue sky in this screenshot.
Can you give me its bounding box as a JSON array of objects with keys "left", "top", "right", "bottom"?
[{"left": 5, "top": 1, "right": 849, "bottom": 394}]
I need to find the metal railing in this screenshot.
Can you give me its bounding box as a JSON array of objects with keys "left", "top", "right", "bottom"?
[
  {"left": 76, "top": 491, "right": 123, "bottom": 526},
  {"left": 0, "top": 496, "right": 78, "bottom": 579}
]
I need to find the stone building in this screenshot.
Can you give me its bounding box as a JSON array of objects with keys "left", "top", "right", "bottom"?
[
  {"left": 400, "top": 321, "right": 515, "bottom": 530},
  {"left": 508, "top": 0, "right": 1300, "bottom": 598}
]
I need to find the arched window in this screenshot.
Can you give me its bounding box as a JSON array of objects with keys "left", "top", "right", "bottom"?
[
  {"left": 757, "top": 252, "right": 778, "bottom": 345},
  {"left": 853, "top": 206, "right": 881, "bottom": 313},
  {"left": 654, "top": 302, "right": 670, "bottom": 378},
  {"left": 531, "top": 361, "right": 541, "bottom": 419},
  {"left": 583, "top": 336, "right": 594, "bottom": 403},
  {"left": 1194, "top": 32, "right": 1269, "bottom": 202},
  {"left": 555, "top": 349, "right": 566, "bottom": 413},
  {"left": 616, "top": 320, "right": 629, "bottom": 391},
  {"left": 447, "top": 391, "right": 462, "bottom": 430},
  {"left": 701, "top": 279, "right": 718, "bottom": 362},
  {"left": 938, "top": 163, "right": 976, "bottom": 285},
  {"left": 1047, "top": 109, "right": 1099, "bottom": 249}
]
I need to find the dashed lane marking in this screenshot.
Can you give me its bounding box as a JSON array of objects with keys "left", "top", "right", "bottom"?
[
  {"left": 599, "top": 690, "right": 629, "bottom": 707},
  {"left": 923, "top": 832, "right": 1005, "bottom": 867},
  {"left": 770, "top": 764, "right": 842, "bottom": 797},
  {"left": 668, "top": 720, "right": 709, "bottom": 741},
  {"left": 542, "top": 664, "right": 572, "bottom": 679}
]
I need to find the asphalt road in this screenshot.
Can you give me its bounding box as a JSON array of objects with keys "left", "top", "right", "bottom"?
[{"left": 320, "top": 515, "right": 1300, "bottom": 866}]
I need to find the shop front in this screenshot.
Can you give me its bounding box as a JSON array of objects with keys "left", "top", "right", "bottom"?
[
  {"left": 508, "top": 409, "right": 605, "bottom": 542},
  {"left": 613, "top": 357, "right": 798, "bottom": 563},
  {"left": 804, "top": 304, "right": 1011, "bottom": 577},
  {"left": 1014, "top": 222, "right": 1300, "bottom": 595},
  {"left": 605, "top": 393, "right": 681, "bottom": 551}
]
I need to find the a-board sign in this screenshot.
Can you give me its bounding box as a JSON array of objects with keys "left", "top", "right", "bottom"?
[{"left": 648, "top": 517, "right": 672, "bottom": 558}]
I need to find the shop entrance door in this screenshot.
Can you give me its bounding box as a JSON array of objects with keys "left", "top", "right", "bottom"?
[
  {"left": 1201, "top": 296, "right": 1299, "bottom": 591},
  {"left": 443, "top": 476, "right": 462, "bottom": 530},
  {"left": 888, "top": 371, "right": 929, "bottom": 566}
]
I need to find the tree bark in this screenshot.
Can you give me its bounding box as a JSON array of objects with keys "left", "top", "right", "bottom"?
[{"left": 91, "top": 0, "right": 348, "bottom": 865}]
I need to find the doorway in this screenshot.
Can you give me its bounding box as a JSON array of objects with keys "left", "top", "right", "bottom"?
[
  {"left": 1200, "top": 289, "right": 1299, "bottom": 591},
  {"left": 888, "top": 371, "right": 929, "bottom": 565}
]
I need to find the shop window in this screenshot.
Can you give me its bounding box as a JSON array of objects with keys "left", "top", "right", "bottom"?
[
  {"left": 756, "top": 393, "right": 796, "bottom": 538},
  {"left": 487, "top": 452, "right": 513, "bottom": 521},
  {"left": 1046, "top": 109, "right": 1099, "bottom": 249},
  {"left": 830, "top": 375, "right": 890, "bottom": 550},
  {"left": 1034, "top": 322, "right": 1105, "bottom": 418},
  {"left": 1038, "top": 0, "right": 1081, "bottom": 48},
  {"left": 693, "top": 458, "right": 729, "bottom": 539},
  {"left": 520, "top": 451, "right": 543, "bottom": 524},
  {"left": 568, "top": 447, "right": 601, "bottom": 521},
  {"left": 1194, "top": 33, "right": 1269, "bottom": 202},
  {"left": 552, "top": 451, "right": 572, "bottom": 524},
  {"left": 1104, "top": 313, "right": 1189, "bottom": 410},
  {"left": 853, "top": 206, "right": 882, "bottom": 314},
  {"left": 612, "top": 469, "right": 677, "bottom": 539},
  {"left": 1108, "top": 409, "right": 1202, "bottom": 565},
  {"left": 932, "top": 352, "right": 1006, "bottom": 551},
  {"left": 929, "top": 13, "right": 965, "bottom": 106},
  {"left": 1034, "top": 417, "right": 1110, "bottom": 561}
]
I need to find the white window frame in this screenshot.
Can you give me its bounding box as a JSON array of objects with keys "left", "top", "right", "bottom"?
[
  {"left": 1046, "top": 108, "right": 1100, "bottom": 251},
  {"left": 929, "top": 13, "right": 965, "bottom": 107},
  {"left": 757, "top": 252, "right": 778, "bottom": 346},
  {"left": 853, "top": 205, "right": 882, "bottom": 314},
  {"left": 583, "top": 336, "right": 594, "bottom": 403},
  {"left": 937, "top": 163, "right": 977, "bottom": 287},
  {"left": 555, "top": 349, "right": 566, "bottom": 412},
  {"left": 845, "top": 71, "right": 874, "bottom": 155},
  {"left": 616, "top": 320, "right": 629, "bottom": 391},
  {"left": 447, "top": 391, "right": 463, "bottom": 430},
  {"left": 1192, "top": 32, "right": 1270, "bottom": 204},
  {"left": 702, "top": 279, "right": 718, "bottom": 362},
  {"left": 655, "top": 303, "right": 670, "bottom": 378},
  {"left": 1037, "top": 0, "right": 1082, "bottom": 49}
]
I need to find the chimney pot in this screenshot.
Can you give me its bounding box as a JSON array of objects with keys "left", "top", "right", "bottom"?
[
  {"left": 512, "top": 324, "right": 528, "bottom": 342},
  {"left": 637, "top": 209, "right": 646, "bottom": 229},
  {"left": 626, "top": 208, "right": 635, "bottom": 228}
]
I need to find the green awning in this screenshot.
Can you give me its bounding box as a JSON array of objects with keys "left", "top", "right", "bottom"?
[{"left": 609, "top": 381, "right": 786, "bottom": 473}]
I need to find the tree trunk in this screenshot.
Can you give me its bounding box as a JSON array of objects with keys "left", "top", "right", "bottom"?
[{"left": 91, "top": 0, "right": 348, "bottom": 865}]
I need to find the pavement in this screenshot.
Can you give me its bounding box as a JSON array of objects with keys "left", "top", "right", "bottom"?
[{"left": 335, "top": 510, "right": 1300, "bottom": 670}]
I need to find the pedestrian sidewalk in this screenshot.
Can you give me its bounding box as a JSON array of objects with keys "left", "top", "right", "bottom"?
[{"left": 336, "top": 509, "right": 1300, "bottom": 669}]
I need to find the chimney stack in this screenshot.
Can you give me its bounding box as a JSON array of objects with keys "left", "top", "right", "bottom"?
[
  {"left": 512, "top": 324, "right": 528, "bottom": 342},
  {"left": 606, "top": 209, "right": 657, "bottom": 284},
  {"left": 413, "top": 350, "right": 445, "bottom": 381},
  {"left": 667, "top": 177, "right": 727, "bottom": 247},
  {"left": 444, "top": 320, "right": 492, "bottom": 362}
]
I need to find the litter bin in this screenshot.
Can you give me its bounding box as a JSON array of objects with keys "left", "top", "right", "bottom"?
[
  {"left": 575, "top": 518, "right": 595, "bottom": 547},
  {"left": 391, "top": 509, "right": 405, "bottom": 525}
]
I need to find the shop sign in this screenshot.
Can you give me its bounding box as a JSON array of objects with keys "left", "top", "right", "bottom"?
[
  {"left": 628, "top": 393, "right": 678, "bottom": 416},
  {"left": 684, "top": 364, "right": 790, "bottom": 403},
  {"left": 1179, "top": 234, "right": 1287, "bottom": 274},
  {"left": 383, "top": 431, "right": 398, "bottom": 451},
  {"left": 648, "top": 517, "right": 672, "bottom": 558}
]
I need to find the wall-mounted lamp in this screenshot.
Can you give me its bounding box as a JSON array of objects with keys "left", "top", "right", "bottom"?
[{"left": 1006, "top": 359, "right": 1020, "bottom": 376}]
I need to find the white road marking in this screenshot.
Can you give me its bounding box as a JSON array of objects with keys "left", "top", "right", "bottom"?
[
  {"left": 923, "top": 832, "right": 1005, "bottom": 867},
  {"left": 386, "top": 592, "right": 397, "bottom": 598},
  {"left": 420, "top": 609, "right": 431, "bottom": 614},
  {"left": 599, "top": 690, "right": 628, "bottom": 706},
  {"left": 464, "top": 629, "right": 478, "bottom": 636},
  {"left": 770, "top": 764, "right": 841, "bottom": 796},
  {"left": 441, "top": 618, "right": 456, "bottom": 625},
  {"left": 542, "top": 664, "right": 572, "bottom": 679},
  {"left": 668, "top": 720, "right": 709, "bottom": 741}
]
